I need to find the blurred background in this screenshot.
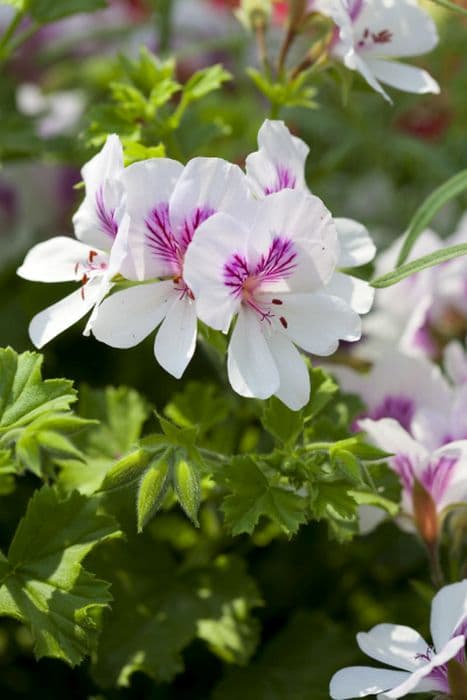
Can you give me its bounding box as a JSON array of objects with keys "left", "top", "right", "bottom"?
[{"left": 0, "top": 1, "right": 466, "bottom": 697}]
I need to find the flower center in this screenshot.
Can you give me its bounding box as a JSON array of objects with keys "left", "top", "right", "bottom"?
[
  {"left": 357, "top": 27, "right": 393, "bottom": 50},
  {"left": 75, "top": 249, "right": 108, "bottom": 299}
]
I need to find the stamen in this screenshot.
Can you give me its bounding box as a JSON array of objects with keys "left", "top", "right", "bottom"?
[
  {"left": 280, "top": 316, "right": 288, "bottom": 329},
  {"left": 272, "top": 298, "right": 283, "bottom": 305}
]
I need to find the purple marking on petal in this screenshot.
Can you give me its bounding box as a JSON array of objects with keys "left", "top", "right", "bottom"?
[
  {"left": 179, "top": 206, "right": 216, "bottom": 252},
  {"left": 254, "top": 236, "right": 297, "bottom": 283},
  {"left": 145, "top": 202, "right": 180, "bottom": 270},
  {"left": 420, "top": 455, "right": 458, "bottom": 505},
  {"left": 95, "top": 185, "right": 118, "bottom": 239},
  {"left": 349, "top": 0, "right": 364, "bottom": 21},
  {"left": 264, "top": 166, "right": 297, "bottom": 195},
  {"left": 224, "top": 252, "right": 251, "bottom": 297},
  {"left": 367, "top": 396, "right": 415, "bottom": 433},
  {"left": 392, "top": 454, "right": 415, "bottom": 494}
]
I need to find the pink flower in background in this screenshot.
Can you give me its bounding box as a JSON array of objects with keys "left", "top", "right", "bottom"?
[{"left": 330, "top": 580, "right": 467, "bottom": 698}]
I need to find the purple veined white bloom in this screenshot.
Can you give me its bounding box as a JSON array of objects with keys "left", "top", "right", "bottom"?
[
  {"left": 331, "top": 351, "right": 452, "bottom": 435},
  {"left": 183, "top": 188, "right": 370, "bottom": 410},
  {"left": 315, "top": 0, "right": 440, "bottom": 102},
  {"left": 92, "top": 156, "right": 254, "bottom": 379},
  {"left": 330, "top": 579, "right": 467, "bottom": 699},
  {"left": 245, "top": 119, "right": 376, "bottom": 321},
  {"left": 359, "top": 417, "right": 467, "bottom": 534},
  {"left": 17, "top": 135, "right": 127, "bottom": 348}
]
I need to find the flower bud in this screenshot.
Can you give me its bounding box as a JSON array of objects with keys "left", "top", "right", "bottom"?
[
  {"left": 447, "top": 659, "right": 467, "bottom": 700},
  {"left": 235, "top": 0, "right": 272, "bottom": 30},
  {"left": 412, "top": 478, "right": 439, "bottom": 546}
]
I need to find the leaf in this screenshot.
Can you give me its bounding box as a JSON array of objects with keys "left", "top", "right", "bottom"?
[
  {"left": 372, "top": 243, "right": 467, "bottom": 288},
  {"left": 262, "top": 397, "right": 303, "bottom": 446},
  {"left": 183, "top": 64, "right": 232, "bottom": 102},
  {"left": 247, "top": 68, "right": 317, "bottom": 110},
  {"left": 137, "top": 453, "right": 172, "bottom": 532},
  {"left": 0, "top": 487, "right": 121, "bottom": 666},
  {"left": 91, "top": 534, "right": 261, "bottom": 687},
  {"left": 164, "top": 381, "right": 230, "bottom": 434},
  {"left": 351, "top": 490, "right": 399, "bottom": 517},
  {"left": 29, "top": 0, "right": 108, "bottom": 22},
  {"left": 213, "top": 611, "right": 355, "bottom": 700},
  {"left": 396, "top": 169, "right": 467, "bottom": 266},
  {"left": 304, "top": 367, "right": 339, "bottom": 423},
  {"left": 429, "top": 0, "right": 467, "bottom": 17},
  {"left": 221, "top": 457, "right": 307, "bottom": 536}
]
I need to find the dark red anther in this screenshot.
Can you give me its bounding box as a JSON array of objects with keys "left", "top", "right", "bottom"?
[
  {"left": 272, "top": 298, "right": 283, "bottom": 305},
  {"left": 89, "top": 250, "right": 98, "bottom": 263},
  {"left": 280, "top": 317, "right": 288, "bottom": 329}
]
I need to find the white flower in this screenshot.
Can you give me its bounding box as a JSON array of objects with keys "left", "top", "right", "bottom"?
[
  {"left": 91, "top": 156, "right": 253, "bottom": 379},
  {"left": 444, "top": 340, "right": 467, "bottom": 386},
  {"left": 245, "top": 119, "right": 376, "bottom": 321},
  {"left": 17, "top": 135, "right": 127, "bottom": 348},
  {"left": 316, "top": 0, "right": 440, "bottom": 101},
  {"left": 184, "top": 188, "right": 369, "bottom": 410},
  {"left": 330, "top": 579, "right": 467, "bottom": 699},
  {"left": 360, "top": 417, "right": 467, "bottom": 532}
]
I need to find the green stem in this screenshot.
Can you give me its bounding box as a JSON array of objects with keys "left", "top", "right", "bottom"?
[
  {"left": 269, "top": 101, "right": 281, "bottom": 119},
  {"left": 0, "top": 9, "right": 24, "bottom": 59},
  {"left": 427, "top": 541, "right": 445, "bottom": 589},
  {"left": 157, "top": 0, "right": 174, "bottom": 53}
]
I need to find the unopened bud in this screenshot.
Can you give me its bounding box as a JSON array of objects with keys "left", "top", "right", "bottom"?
[
  {"left": 288, "top": 0, "right": 308, "bottom": 28},
  {"left": 412, "top": 479, "right": 439, "bottom": 546},
  {"left": 235, "top": 0, "right": 272, "bottom": 30},
  {"left": 447, "top": 659, "right": 467, "bottom": 700}
]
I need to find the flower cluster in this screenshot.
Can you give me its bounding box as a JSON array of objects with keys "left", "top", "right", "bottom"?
[
  {"left": 18, "top": 121, "right": 375, "bottom": 410},
  {"left": 331, "top": 579, "right": 467, "bottom": 699}
]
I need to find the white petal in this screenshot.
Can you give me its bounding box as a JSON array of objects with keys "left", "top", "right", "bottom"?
[
  {"left": 29, "top": 286, "right": 98, "bottom": 348},
  {"left": 17, "top": 237, "right": 94, "bottom": 283},
  {"left": 430, "top": 580, "right": 467, "bottom": 651},
  {"left": 326, "top": 272, "right": 375, "bottom": 315},
  {"left": 359, "top": 505, "right": 387, "bottom": 535},
  {"left": 444, "top": 340, "right": 467, "bottom": 385},
  {"left": 184, "top": 211, "right": 250, "bottom": 332},
  {"left": 357, "top": 624, "right": 429, "bottom": 672},
  {"left": 169, "top": 157, "right": 254, "bottom": 244},
  {"left": 384, "top": 635, "right": 466, "bottom": 698},
  {"left": 330, "top": 667, "right": 411, "bottom": 699},
  {"left": 73, "top": 134, "right": 125, "bottom": 251},
  {"left": 122, "top": 158, "right": 184, "bottom": 280},
  {"left": 279, "top": 292, "right": 362, "bottom": 355},
  {"left": 154, "top": 297, "right": 197, "bottom": 379},
  {"left": 350, "top": 53, "right": 392, "bottom": 101},
  {"left": 227, "top": 308, "right": 279, "bottom": 400},
  {"left": 245, "top": 119, "right": 309, "bottom": 198},
  {"left": 92, "top": 280, "right": 175, "bottom": 348},
  {"left": 368, "top": 59, "right": 440, "bottom": 96},
  {"left": 358, "top": 418, "right": 429, "bottom": 464},
  {"left": 267, "top": 332, "right": 310, "bottom": 410},
  {"left": 250, "top": 190, "right": 339, "bottom": 292},
  {"left": 336, "top": 218, "right": 376, "bottom": 268}
]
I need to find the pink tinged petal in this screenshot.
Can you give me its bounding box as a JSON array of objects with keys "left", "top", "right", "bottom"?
[
  {"left": 91, "top": 280, "right": 175, "bottom": 349},
  {"left": 184, "top": 212, "right": 251, "bottom": 332},
  {"left": 267, "top": 332, "right": 310, "bottom": 410},
  {"left": 17, "top": 237, "right": 97, "bottom": 283},
  {"left": 383, "top": 635, "right": 466, "bottom": 698},
  {"left": 245, "top": 119, "right": 309, "bottom": 198},
  {"left": 227, "top": 308, "right": 280, "bottom": 400},
  {"left": 279, "top": 292, "right": 362, "bottom": 356},
  {"left": 154, "top": 297, "right": 197, "bottom": 379},
  {"left": 329, "top": 667, "right": 411, "bottom": 699},
  {"left": 335, "top": 218, "right": 376, "bottom": 268},
  {"left": 169, "top": 157, "right": 255, "bottom": 245},
  {"left": 430, "top": 580, "right": 467, "bottom": 652},
  {"left": 325, "top": 272, "right": 375, "bottom": 315},
  {"left": 29, "top": 286, "right": 100, "bottom": 348},
  {"left": 250, "top": 190, "right": 339, "bottom": 292},
  {"left": 73, "top": 134, "right": 125, "bottom": 251},
  {"left": 357, "top": 624, "right": 429, "bottom": 672},
  {"left": 122, "top": 158, "right": 184, "bottom": 280},
  {"left": 367, "top": 59, "right": 440, "bottom": 96}
]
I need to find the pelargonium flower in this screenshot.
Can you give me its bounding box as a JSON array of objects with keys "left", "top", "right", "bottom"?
[
  {"left": 360, "top": 417, "right": 467, "bottom": 540},
  {"left": 330, "top": 579, "right": 467, "bottom": 699},
  {"left": 444, "top": 340, "right": 467, "bottom": 386},
  {"left": 316, "top": 0, "right": 440, "bottom": 101},
  {"left": 92, "top": 156, "right": 252, "bottom": 379},
  {"left": 184, "top": 188, "right": 368, "bottom": 410},
  {"left": 246, "top": 119, "right": 376, "bottom": 322},
  {"left": 331, "top": 351, "right": 452, "bottom": 434},
  {"left": 17, "top": 135, "right": 127, "bottom": 348}
]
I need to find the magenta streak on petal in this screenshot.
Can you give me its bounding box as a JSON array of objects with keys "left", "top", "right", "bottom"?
[
  {"left": 179, "top": 206, "right": 216, "bottom": 252},
  {"left": 145, "top": 202, "right": 180, "bottom": 271},
  {"left": 392, "top": 454, "right": 415, "bottom": 494},
  {"left": 420, "top": 456, "right": 458, "bottom": 505},
  {"left": 95, "top": 186, "right": 118, "bottom": 239},
  {"left": 349, "top": 0, "right": 363, "bottom": 21},
  {"left": 367, "top": 396, "right": 415, "bottom": 433},
  {"left": 254, "top": 236, "right": 297, "bottom": 283},
  {"left": 264, "top": 166, "right": 297, "bottom": 195},
  {"left": 224, "top": 253, "right": 251, "bottom": 297}
]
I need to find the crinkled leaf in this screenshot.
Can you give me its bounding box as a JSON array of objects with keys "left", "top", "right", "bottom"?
[
  {"left": 221, "top": 457, "right": 307, "bottom": 536},
  {"left": 0, "top": 487, "right": 121, "bottom": 666}
]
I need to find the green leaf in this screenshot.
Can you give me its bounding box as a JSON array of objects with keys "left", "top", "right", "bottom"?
[
  {"left": 123, "top": 140, "right": 165, "bottom": 166},
  {"left": 137, "top": 452, "right": 172, "bottom": 532},
  {"left": 0, "top": 487, "right": 121, "bottom": 666},
  {"left": 164, "top": 381, "right": 230, "bottom": 433},
  {"left": 222, "top": 457, "right": 307, "bottom": 536},
  {"left": 351, "top": 490, "right": 399, "bottom": 517},
  {"left": 29, "top": 0, "right": 107, "bottom": 22},
  {"left": 173, "top": 454, "right": 201, "bottom": 526},
  {"left": 91, "top": 535, "right": 261, "bottom": 687},
  {"left": 262, "top": 397, "right": 303, "bottom": 446},
  {"left": 183, "top": 64, "right": 232, "bottom": 102},
  {"left": 304, "top": 367, "right": 339, "bottom": 423},
  {"left": 247, "top": 68, "right": 317, "bottom": 110},
  {"left": 429, "top": 0, "right": 467, "bottom": 17},
  {"left": 396, "top": 169, "right": 467, "bottom": 266},
  {"left": 372, "top": 243, "right": 467, "bottom": 288}
]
